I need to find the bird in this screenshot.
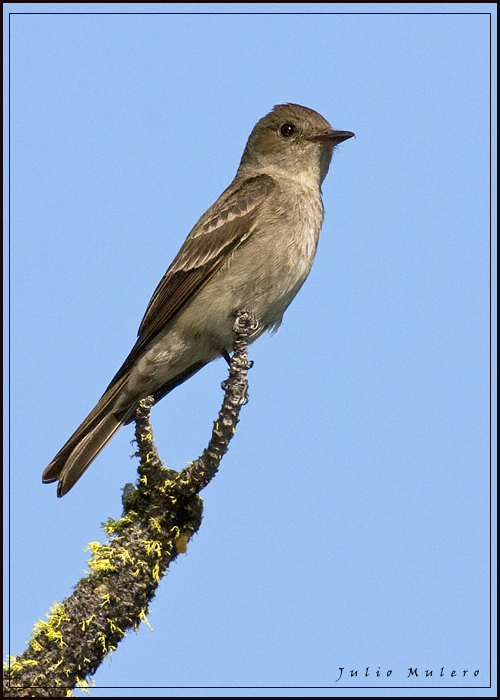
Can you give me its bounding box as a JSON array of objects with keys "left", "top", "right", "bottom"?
[{"left": 42, "top": 103, "right": 354, "bottom": 496}]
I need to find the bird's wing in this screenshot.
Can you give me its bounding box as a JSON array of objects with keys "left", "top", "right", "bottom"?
[{"left": 106, "top": 174, "right": 276, "bottom": 389}]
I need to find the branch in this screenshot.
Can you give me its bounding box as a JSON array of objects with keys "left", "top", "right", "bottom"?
[{"left": 4, "top": 310, "right": 256, "bottom": 696}]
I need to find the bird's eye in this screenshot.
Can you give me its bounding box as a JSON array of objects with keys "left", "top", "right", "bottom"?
[{"left": 279, "top": 123, "right": 295, "bottom": 138}]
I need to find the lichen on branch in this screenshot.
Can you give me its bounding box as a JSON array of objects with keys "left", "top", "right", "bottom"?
[{"left": 3, "top": 310, "right": 256, "bottom": 697}]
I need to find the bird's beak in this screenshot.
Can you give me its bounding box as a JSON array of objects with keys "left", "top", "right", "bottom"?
[{"left": 312, "top": 130, "right": 355, "bottom": 145}]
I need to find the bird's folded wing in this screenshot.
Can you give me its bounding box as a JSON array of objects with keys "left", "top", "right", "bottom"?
[{"left": 105, "top": 174, "right": 276, "bottom": 390}]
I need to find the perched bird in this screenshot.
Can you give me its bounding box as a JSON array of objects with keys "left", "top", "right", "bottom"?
[{"left": 43, "top": 103, "right": 354, "bottom": 496}]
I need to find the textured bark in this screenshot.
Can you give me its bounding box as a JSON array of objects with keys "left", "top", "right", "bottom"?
[{"left": 4, "top": 310, "right": 256, "bottom": 696}]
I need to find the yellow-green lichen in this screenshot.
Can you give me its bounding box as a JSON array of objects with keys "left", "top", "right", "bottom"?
[
  {"left": 138, "top": 608, "right": 153, "bottom": 631},
  {"left": 85, "top": 543, "right": 117, "bottom": 573},
  {"left": 141, "top": 539, "right": 162, "bottom": 557},
  {"left": 29, "top": 602, "right": 70, "bottom": 649}
]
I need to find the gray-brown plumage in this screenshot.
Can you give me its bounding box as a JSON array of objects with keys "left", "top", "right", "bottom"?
[{"left": 42, "top": 103, "right": 354, "bottom": 496}]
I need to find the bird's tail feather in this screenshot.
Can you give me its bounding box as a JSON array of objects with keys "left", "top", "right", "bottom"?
[{"left": 42, "top": 378, "right": 135, "bottom": 497}]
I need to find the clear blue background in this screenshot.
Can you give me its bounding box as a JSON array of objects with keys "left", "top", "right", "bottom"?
[{"left": 4, "top": 4, "right": 496, "bottom": 697}]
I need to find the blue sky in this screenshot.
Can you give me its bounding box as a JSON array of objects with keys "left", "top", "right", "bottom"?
[{"left": 4, "top": 4, "right": 496, "bottom": 697}]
